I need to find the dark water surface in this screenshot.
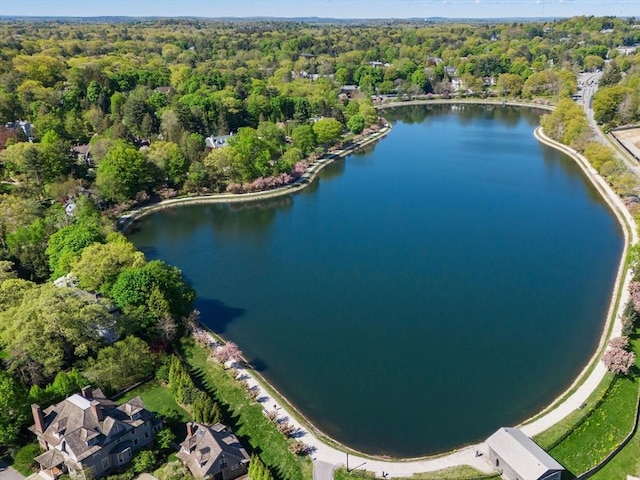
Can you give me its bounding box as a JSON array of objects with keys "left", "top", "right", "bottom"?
[{"left": 129, "top": 105, "right": 624, "bottom": 456}]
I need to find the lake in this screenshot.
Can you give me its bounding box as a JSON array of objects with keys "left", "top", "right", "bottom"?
[{"left": 128, "top": 104, "right": 624, "bottom": 457}]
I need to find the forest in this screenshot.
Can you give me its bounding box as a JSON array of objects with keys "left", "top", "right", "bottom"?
[{"left": 1, "top": 13, "right": 640, "bottom": 478}]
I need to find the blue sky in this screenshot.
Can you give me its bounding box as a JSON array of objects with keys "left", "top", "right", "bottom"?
[{"left": 0, "top": 0, "right": 637, "bottom": 19}]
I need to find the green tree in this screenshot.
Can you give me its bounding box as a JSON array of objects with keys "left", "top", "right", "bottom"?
[
  {"left": 0, "top": 370, "right": 30, "bottom": 446},
  {"left": 110, "top": 260, "right": 195, "bottom": 336},
  {"left": 46, "top": 223, "right": 103, "bottom": 280},
  {"left": 6, "top": 218, "right": 50, "bottom": 281},
  {"left": 146, "top": 141, "right": 189, "bottom": 188},
  {"left": 312, "top": 118, "right": 343, "bottom": 147},
  {"left": 593, "top": 86, "right": 630, "bottom": 125},
  {"left": 291, "top": 124, "right": 317, "bottom": 155},
  {"left": 72, "top": 233, "right": 145, "bottom": 294},
  {"left": 84, "top": 336, "right": 154, "bottom": 393},
  {"left": 0, "top": 284, "right": 117, "bottom": 383},
  {"left": 497, "top": 73, "right": 524, "bottom": 97},
  {"left": 0, "top": 194, "right": 41, "bottom": 249},
  {"left": 96, "top": 141, "right": 154, "bottom": 203},
  {"left": 347, "top": 114, "right": 365, "bottom": 134},
  {"left": 228, "top": 127, "right": 273, "bottom": 182},
  {"left": 248, "top": 455, "right": 274, "bottom": 480}
]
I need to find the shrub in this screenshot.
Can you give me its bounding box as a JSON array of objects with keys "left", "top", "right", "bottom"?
[
  {"left": 155, "top": 427, "right": 176, "bottom": 451},
  {"left": 13, "top": 443, "right": 42, "bottom": 475},
  {"left": 132, "top": 449, "right": 157, "bottom": 474},
  {"left": 156, "top": 461, "right": 194, "bottom": 480}
]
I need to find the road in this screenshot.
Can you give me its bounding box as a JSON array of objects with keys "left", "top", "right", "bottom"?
[{"left": 579, "top": 70, "right": 640, "bottom": 175}]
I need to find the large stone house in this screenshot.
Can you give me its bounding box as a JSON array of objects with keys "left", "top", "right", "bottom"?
[
  {"left": 29, "top": 387, "right": 162, "bottom": 480},
  {"left": 486, "top": 427, "right": 564, "bottom": 480},
  {"left": 176, "top": 422, "right": 250, "bottom": 480}
]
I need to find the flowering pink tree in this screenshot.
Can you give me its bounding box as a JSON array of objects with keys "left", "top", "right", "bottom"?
[
  {"left": 213, "top": 341, "right": 242, "bottom": 364},
  {"left": 602, "top": 347, "right": 636, "bottom": 375},
  {"left": 608, "top": 336, "right": 629, "bottom": 350}
]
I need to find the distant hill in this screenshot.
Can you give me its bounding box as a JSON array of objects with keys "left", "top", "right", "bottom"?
[{"left": 0, "top": 15, "right": 563, "bottom": 25}]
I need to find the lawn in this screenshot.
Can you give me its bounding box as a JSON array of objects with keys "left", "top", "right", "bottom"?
[
  {"left": 334, "top": 466, "right": 500, "bottom": 480},
  {"left": 547, "top": 330, "right": 640, "bottom": 478},
  {"left": 179, "top": 338, "right": 313, "bottom": 480},
  {"left": 116, "top": 380, "right": 191, "bottom": 422},
  {"left": 590, "top": 330, "right": 640, "bottom": 480},
  {"left": 591, "top": 422, "right": 640, "bottom": 479}
]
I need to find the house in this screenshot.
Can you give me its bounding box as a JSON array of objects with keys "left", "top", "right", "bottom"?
[
  {"left": 176, "top": 422, "right": 250, "bottom": 480},
  {"left": 5, "top": 120, "right": 33, "bottom": 142},
  {"left": 617, "top": 45, "right": 638, "bottom": 56},
  {"left": 486, "top": 427, "right": 564, "bottom": 480},
  {"left": 30, "top": 387, "right": 161, "bottom": 480},
  {"left": 154, "top": 86, "right": 174, "bottom": 95},
  {"left": 72, "top": 144, "right": 92, "bottom": 165},
  {"left": 205, "top": 134, "right": 233, "bottom": 149},
  {"left": 450, "top": 77, "right": 464, "bottom": 92},
  {"left": 339, "top": 85, "right": 360, "bottom": 101}
]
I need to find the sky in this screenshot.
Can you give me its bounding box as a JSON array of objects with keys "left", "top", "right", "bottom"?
[{"left": 0, "top": 0, "right": 637, "bottom": 19}]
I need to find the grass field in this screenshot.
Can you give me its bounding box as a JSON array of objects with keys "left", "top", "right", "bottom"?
[
  {"left": 179, "top": 338, "right": 313, "bottom": 480},
  {"left": 546, "top": 330, "right": 640, "bottom": 478}
]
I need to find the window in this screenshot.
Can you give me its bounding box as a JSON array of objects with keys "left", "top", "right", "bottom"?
[
  {"left": 117, "top": 453, "right": 124, "bottom": 464},
  {"left": 133, "top": 439, "right": 139, "bottom": 446},
  {"left": 102, "top": 458, "right": 109, "bottom": 470},
  {"left": 144, "top": 432, "right": 149, "bottom": 439}
]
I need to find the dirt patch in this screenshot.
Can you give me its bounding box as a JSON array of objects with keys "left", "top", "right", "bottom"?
[{"left": 612, "top": 128, "right": 640, "bottom": 159}]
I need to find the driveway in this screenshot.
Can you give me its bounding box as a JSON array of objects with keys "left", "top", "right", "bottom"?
[{"left": 0, "top": 460, "right": 25, "bottom": 480}]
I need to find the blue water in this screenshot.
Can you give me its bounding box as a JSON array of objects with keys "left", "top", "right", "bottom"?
[{"left": 129, "top": 104, "right": 624, "bottom": 456}]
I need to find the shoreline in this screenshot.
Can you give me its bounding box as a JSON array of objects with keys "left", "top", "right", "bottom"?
[
  {"left": 121, "top": 101, "right": 636, "bottom": 474},
  {"left": 118, "top": 125, "right": 391, "bottom": 233}
]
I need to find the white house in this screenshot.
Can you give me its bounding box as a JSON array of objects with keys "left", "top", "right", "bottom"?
[{"left": 486, "top": 427, "right": 564, "bottom": 480}]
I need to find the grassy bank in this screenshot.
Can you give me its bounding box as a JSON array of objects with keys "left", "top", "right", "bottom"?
[
  {"left": 334, "top": 466, "right": 499, "bottom": 480},
  {"left": 535, "top": 329, "right": 640, "bottom": 478},
  {"left": 178, "top": 338, "right": 312, "bottom": 480}
]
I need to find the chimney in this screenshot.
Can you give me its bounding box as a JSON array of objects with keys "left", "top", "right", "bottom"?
[
  {"left": 81, "top": 385, "right": 93, "bottom": 399},
  {"left": 186, "top": 422, "right": 193, "bottom": 437},
  {"left": 90, "top": 400, "right": 103, "bottom": 422},
  {"left": 32, "top": 404, "right": 45, "bottom": 434}
]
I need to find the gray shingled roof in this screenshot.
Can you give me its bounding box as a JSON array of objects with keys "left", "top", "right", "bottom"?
[
  {"left": 32, "top": 389, "right": 156, "bottom": 466},
  {"left": 177, "top": 422, "right": 250, "bottom": 478},
  {"left": 486, "top": 427, "right": 564, "bottom": 480}
]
